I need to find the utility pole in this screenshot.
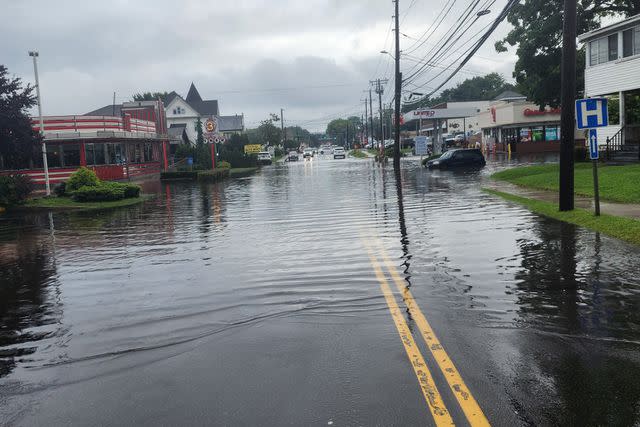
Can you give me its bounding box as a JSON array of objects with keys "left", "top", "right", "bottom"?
[
  {"left": 559, "top": 0, "right": 577, "bottom": 211},
  {"left": 363, "top": 100, "right": 368, "bottom": 147},
  {"left": 369, "top": 89, "right": 374, "bottom": 148},
  {"left": 393, "top": 0, "right": 401, "bottom": 170},
  {"left": 371, "top": 79, "right": 388, "bottom": 156},
  {"left": 280, "top": 108, "right": 285, "bottom": 147},
  {"left": 113, "top": 92, "right": 116, "bottom": 116},
  {"left": 29, "top": 51, "right": 50, "bottom": 196}
]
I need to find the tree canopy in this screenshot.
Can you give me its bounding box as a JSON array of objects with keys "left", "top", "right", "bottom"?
[
  {"left": 496, "top": 0, "right": 640, "bottom": 107},
  {"left": 132, "top": 91, "right": 170, "bottom": 101},
  {"left": 0, "top": 65, "right": 41, "bottom": 169},
  {"left": 403, "top": 73, "right": 515, "bottom": 112}
]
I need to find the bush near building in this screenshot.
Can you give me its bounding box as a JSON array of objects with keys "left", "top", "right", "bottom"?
[
  {"left": 63, "top": 168, "right": 141, "bottom": 203},
  {"left": 0, "top": 174, "right": 34, "bottom": 206}
]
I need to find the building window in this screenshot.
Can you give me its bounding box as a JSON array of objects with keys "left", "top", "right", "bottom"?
[
  {"left": 62, "top": 144, "right": 80, "bottom": 167},
  {"left": 85, "top": 144, "right": 95, "bottom": 165},
  {"left": 531, "top": 127, "right": 544, "bottom": 142},
  {"left": 623, "top": 26, "right": 640, "bottom": 57},
  {"left": 545, "top": 126, "right": 559, "bottom": 141},
  {"left": 46, "top": 144, "right": 61, "bottom": 168},
  {"left": 604, "top": 93, "right": 620, "bottom": 125},
  {"left": 590, "top": 34, "right": 618, "bottom": 65},
  {"left": 519, "top": 128, "right": 532, "bottom": 143},
  {"left": 172, "top": 106, "right": 185, "bottom": 115}
]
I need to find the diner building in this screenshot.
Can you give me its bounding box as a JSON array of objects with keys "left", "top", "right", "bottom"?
[{"left": 1, "top": 100, "right": 169, "bottom": 187}]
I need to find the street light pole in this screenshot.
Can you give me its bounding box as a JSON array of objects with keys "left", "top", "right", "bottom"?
[
  {"left": 559, "top": 0, "right": 576, "bottom": 211},
  {"left": 29, "top": 51, "right": 50, "bottom": 196},
  {"left": 393, "top": 0, "right": 401, "bottom": 170}
]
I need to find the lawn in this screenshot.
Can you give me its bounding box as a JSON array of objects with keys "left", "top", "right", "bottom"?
[
  {"left": 484, "top": 189, "right": 640, "bottom": 246},
  {"left": 349, "top": 149, "right": 368, "bottom": 158},
  {"left": 22, "top": 195, "right": 150, "bottom": 211},
  {"left": 491, "top": 163, "right": 640, "bottom": 204}
]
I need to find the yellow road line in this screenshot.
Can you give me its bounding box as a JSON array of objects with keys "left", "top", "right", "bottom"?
[
  {"left": 374, "top": 241, "right": 491, "bottom": 427},
  {"left": 366, "top": 250, "right": 454, "bottom": 426}
]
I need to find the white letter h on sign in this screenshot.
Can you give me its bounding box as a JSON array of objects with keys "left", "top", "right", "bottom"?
[{"left": 580, "top": 100, "right": 604, "bottom": 127}]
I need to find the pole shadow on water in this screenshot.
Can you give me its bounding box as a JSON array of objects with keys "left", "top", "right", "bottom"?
[{"left": 510, "top": 219, "right": 640, "bottom": 425}]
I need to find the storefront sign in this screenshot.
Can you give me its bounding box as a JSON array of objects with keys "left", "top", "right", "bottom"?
[
  {"left": 244, "top": 144, "right": 262, "bottom": 154},
  {"left": 523, "top": 108, "right": 561, "bottom": 116}
]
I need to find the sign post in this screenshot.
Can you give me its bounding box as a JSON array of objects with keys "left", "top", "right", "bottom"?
[{"left": 588, "top": 129, "right": 600, "bottom": 216}]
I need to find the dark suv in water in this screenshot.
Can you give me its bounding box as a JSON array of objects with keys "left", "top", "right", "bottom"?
[{"left": 425, "top": 149, "right": 486, "bottom": 169}]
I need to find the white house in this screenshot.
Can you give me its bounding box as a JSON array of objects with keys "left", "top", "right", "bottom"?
[
  {"left": 579, "top": 14, "right": 640, "bottom": 161},
  {"left": 164, "top": 83, "right": 245, "bottom": 145}
]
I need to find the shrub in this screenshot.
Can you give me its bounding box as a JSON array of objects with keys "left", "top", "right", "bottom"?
[
  {"left": 70, "top": 181, "right": 140, "bottom": 202},
  {"left": 123, "top": 184, "right": 141, "bottom": 198},
  {"left": 160, "top": 171, "right": 198, "bottom": 180},
  {"left": 54, "top": 182, "right": 67, "bottom": 197},
  {"left": 67, "top": 167, "right": 99, "bottom": 191},
  {"left": 218, "top": 160, "right": 231, "bottom": 169},
  {"left": 0, "top": 174, "right": 34, "bottom": 206},
  {"left": 197, "top": 169, "right": 230, "bottom": 182}
]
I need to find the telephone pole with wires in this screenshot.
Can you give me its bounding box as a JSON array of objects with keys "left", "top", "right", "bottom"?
[
  {"left": 393, "top": 0, "right": 402, "bottom": 170},
  {"left": 369, "top": 89, "right": 374, "bottom": 149},
  {"left": 370, "top": 78, "right": 388, "bottom": 156}
]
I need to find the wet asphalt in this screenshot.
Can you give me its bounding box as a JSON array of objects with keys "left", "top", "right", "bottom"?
[{"left": 1, "top": 155, "right": 640, "bottom": 426}]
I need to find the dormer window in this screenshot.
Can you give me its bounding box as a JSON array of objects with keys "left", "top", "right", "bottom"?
[{"left": 172, "top": 106, "right": 185, "bottom": 115}]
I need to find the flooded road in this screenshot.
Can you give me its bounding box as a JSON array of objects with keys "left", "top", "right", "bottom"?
[{"left": 2, "top": 156, "right": 640, "bottom": 426}]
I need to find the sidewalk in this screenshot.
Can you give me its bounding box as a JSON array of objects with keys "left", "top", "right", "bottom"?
[{"left": 485, "top": 180, "right": 640, "bottom": 220}]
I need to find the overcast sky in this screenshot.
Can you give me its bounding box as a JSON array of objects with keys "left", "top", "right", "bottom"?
[{"left": 3, "top": 0, "right": 518, "bottom": 132}]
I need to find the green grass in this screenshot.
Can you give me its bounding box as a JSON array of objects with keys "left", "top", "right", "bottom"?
[
  {"left": 484, "top": 189, "right": 640, "bottom": 245},
  {"left": 229, "top": 167, "right": 258, "bottom": 178},
  {"left": 491, "top": 163, "right": 640, "bottom": 204},
  {"left": 349, "top": 149, "right": 368, "bottom": 158},
  {"left": 22, "top": 195, "right": 150, "bottom": 211}
]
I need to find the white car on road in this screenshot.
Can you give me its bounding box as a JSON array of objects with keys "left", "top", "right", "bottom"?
[{"left": 333, "top": 147, "right": 346, "bottom": 159}]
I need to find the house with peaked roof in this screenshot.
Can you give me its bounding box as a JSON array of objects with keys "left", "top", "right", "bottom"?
[{"left": 164, "top": 83, "right": 245, "bottom": 145}]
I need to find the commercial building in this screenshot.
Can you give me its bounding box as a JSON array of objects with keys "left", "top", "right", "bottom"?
[
  {"left": 1, "top": 100, "right": 169, "bottom": 187},
  {"left": 579, "top": 14, "right": 640, "bottom": 162}
]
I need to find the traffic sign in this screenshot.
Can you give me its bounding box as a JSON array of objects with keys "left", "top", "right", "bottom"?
[
  {"left": 575, "top": 98, "right": 608, "bottom": 129},
  {"left": 588, "top": 129, "right": 599, "bottom": 160},
  {"left": 205, "top": 119, "right": 216, "bottom": 133},
  {"left": 414, "top": 136, "right": 428, "bottom": 156}
]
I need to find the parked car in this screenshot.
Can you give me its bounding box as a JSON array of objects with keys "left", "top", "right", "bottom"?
[
  {"left": 288, "top": 151, "right": 299, "bottom": 161},
  {"left": 319, "top": 146, "right": 332, "bottom": 155},
  {"left": 257, "top": 151, "right": 272, "bottom": 165},
  {"left": 303, "top": 148, "right": 314, "bottom": 158},
  {"left": 425, "top": 149, "right": 486, "bottom": 169},
  {"left": 333, "top": 147, "right": 346, "bottom": 159}
]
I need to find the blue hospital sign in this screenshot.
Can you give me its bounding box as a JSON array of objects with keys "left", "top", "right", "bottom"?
[{"left": 575, "top": 98, "right": 608, "bottom": 129}]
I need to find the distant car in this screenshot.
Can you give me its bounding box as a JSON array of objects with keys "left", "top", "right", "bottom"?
[
  {"left": 425, "top": 149, "right": 485, "bottom": 169},
  {"left": 320, "top": 146, "right": 331, "bottom": 155},
  {"left": 257, "top": 151, "right": 272, "bottom": 165},
  {"left": 288, "top": 151, "right": 299, "bottom": 161},
  {"left": 333, "top": 147, "right": 346, "bottom": 159},
  {"left": 303, "top": 149, "right": 314, "bottom": 158}
]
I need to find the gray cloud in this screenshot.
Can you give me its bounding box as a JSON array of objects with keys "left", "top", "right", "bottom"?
[{"left": 3, "top": 0, "right": 516, "bottom": 131}]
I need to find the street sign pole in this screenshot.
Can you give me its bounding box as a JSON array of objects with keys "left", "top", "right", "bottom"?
[{"left": 588, "top": 129, "right": 600, "bottom": 216}]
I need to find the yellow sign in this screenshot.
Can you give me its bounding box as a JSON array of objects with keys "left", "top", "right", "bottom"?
[
  {"left": 244, "top": 144, "right": 262, "bottom": 154},
  {"left": 205, "top": 119, "right": 216, "bottom": 133}
]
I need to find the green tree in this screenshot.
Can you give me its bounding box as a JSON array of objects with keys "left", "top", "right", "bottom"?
[
  {"left": 132, "top": 91, "right": 170, "bottom": 101},
  {"left": 256, "top": 118, "right": 282, "bottom": 145},
  {"left": 496, "top": 0, "right": 640, "bottom": 107},
  {"left": 195, "top": 118, "right": 204, "bottom": 146},
  {"left": 0, "top": 65, "right": 41, "bottom": 169},
  {"left": 403, "top": 73, "right": 515, "bottom": 112}
]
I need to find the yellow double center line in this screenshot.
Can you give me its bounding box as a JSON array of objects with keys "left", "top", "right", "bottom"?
[{"left": 364, "top": 237, "right": 490, "bottom": 427}]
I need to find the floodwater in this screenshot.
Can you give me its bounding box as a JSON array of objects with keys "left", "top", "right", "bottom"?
[{"left": 1, "top": 155, "right": 640, "bottom": 426}]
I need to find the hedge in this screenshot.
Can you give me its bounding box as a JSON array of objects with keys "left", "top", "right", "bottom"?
[
  {"left": 0, "top": 174, "right": 34, "bottom": 206},
  {"left": 70, "top": 182, "right": 140, "bottom": 202},
  {"left": 160, "top": 171, "right": 198, "bottom": 180},
  {"left": 197, "top": 169, "right": 230, "bottom": 182}
]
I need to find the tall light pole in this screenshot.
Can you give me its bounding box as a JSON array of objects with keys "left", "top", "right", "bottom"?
[
  {"left": 393, "top": 0, "right": 401, "bottom": 170},
  {"left": 29, "top": 51, "right": 50, "bottom": 196}
]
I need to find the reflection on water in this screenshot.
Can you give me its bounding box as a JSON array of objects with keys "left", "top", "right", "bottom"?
[
  {"left": 1, "top": 157, "right": 640, "bottom": 424},
  {"left": 0, "top": 217, "right": 61, "bottom": 377}
]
